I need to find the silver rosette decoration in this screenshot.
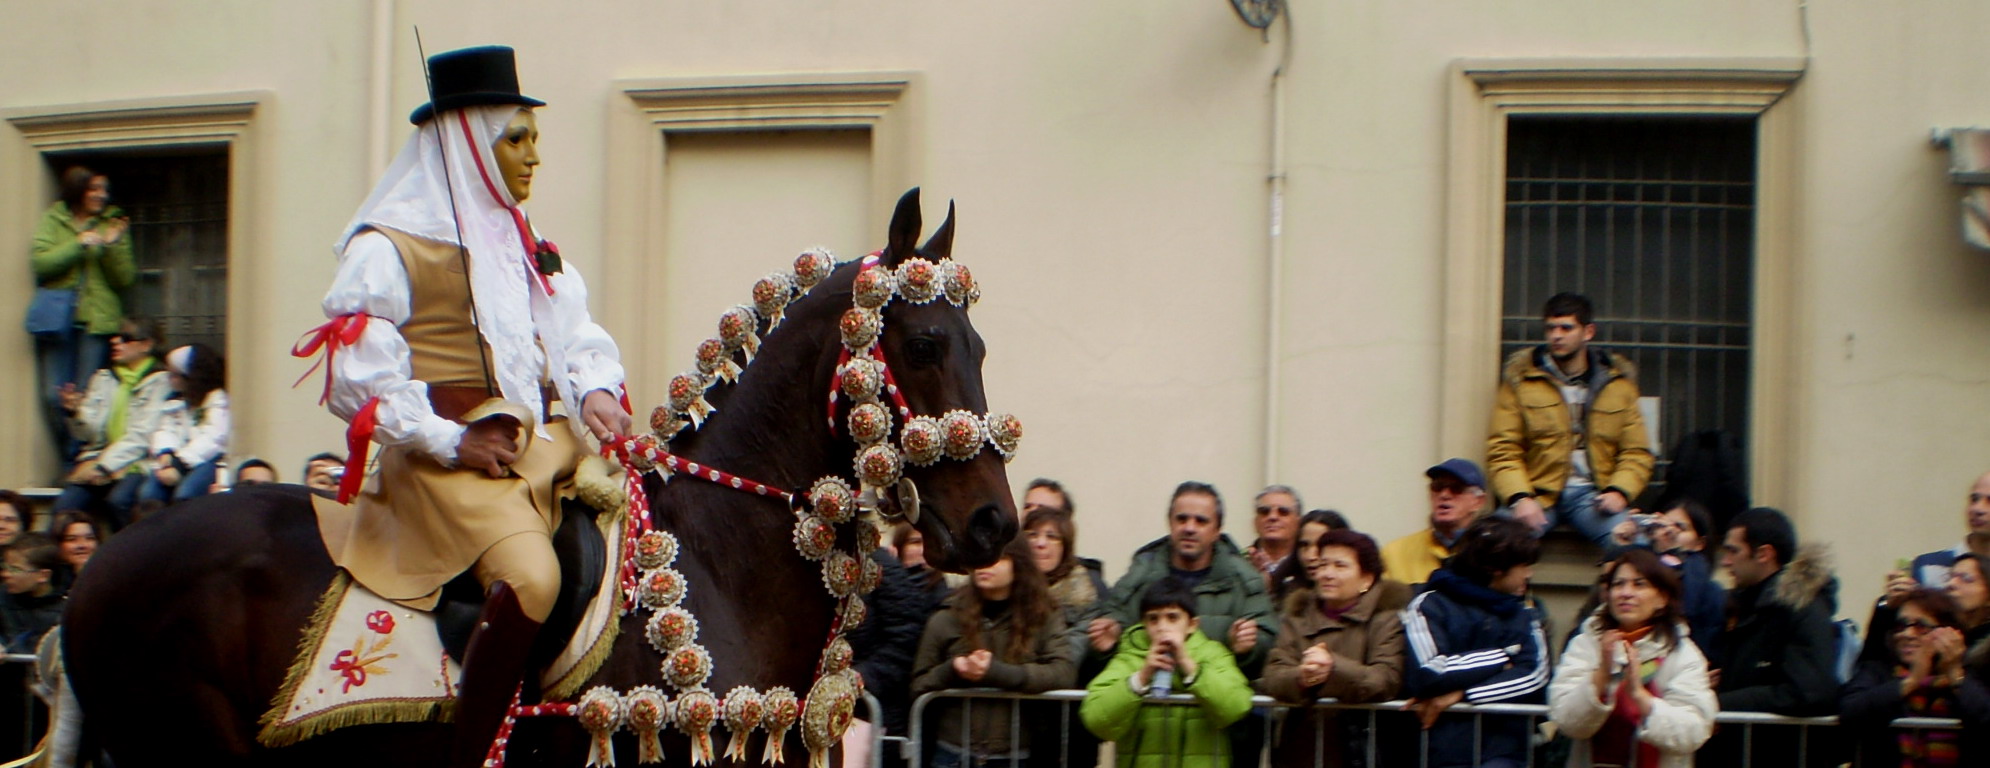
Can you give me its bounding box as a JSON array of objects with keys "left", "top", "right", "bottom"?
[
  {"left": 855, "top": 518, "right": 883, "bottom": 554},
  {"left": 792, "top": 515, "right": 837, "bottom": 561},
  {"left": 985, "top": 412, "right": 1022, "bottom": 461},
  {"left": 667, "top": 372, "right": 714, "bottom": 426},
  {"left": 838, "top": 357, "right": 883, "bottom": 403},
  {"left": 800, "top": 671, "right": 861, "bottom": 768},
  {"left": 722, "top": 686, "right": 767, "bottom": 762},
  {"left": 646, "top": 606, "right": 699, "bottom": 654},
  {"left": 625, "top": 685, "right": 671, "bottom": 764},
  {"left": 846, "top": 401, "right": 892, "bottom": 447},
  {"left": 793, "top": 248, "right": 835, "bottom": 292},
  {"left": 857, "top": 554, "right": 883, "bottom": 595},
  {"left": 695, "top": 337, "right": 741, "bottom": 383},
  {"left": 665, "top": 644, "right": 714, "bottom": 691},
  {"left": 939, "top": 409, "right": 987, "bottom": 461},
  {"left": 717, "top": 305, "right": 762, "bottom": 360},
  {"left": 634, "top": 530, "right": 679, "bottom": 570},
  {"left": 940, "top": 261, "right": 980, "bottom": 307},
  {"left": 899, "top": 416, "right": 943, "bottom": 466},
  {"left": 820, "top": 635, "right": 854, "bottom": 675},
  {"left": 841, "top": 594, "right": 869, "bottom": 629},
  {"left": 675, "top": 688, "right": 721, "bottom": 766},
  {"left": 753, "top": 271, "right": 797, "bottom": 329},
  {"left": 838, "top": 307, "right": 882, "bottom": 352},
  {"left": 760, "top": 686, "right": 801, "bottom": 765},
  {"left": 577, "top": 686, "right": 626, "bottom": 768},
  {"left": 854, "top": 443, "right": 903, "bottom": 491},
  {"left": 820, "top": 551, "right": 862, "bottom": 598},
  {"left": 850, "top": 266, "right": 895, "bottom": 310},
  {"left": 650, "top": 406, "right": 689, "bottom": 444},
  {"left": 894, "top": 258, "right": 941, "bottom": 304},
  {"left": 806, "top": 476, "right": 857, "bottom": 524},
  {"left": 641, "top": 568, "right": 687, "bottom": 610}
]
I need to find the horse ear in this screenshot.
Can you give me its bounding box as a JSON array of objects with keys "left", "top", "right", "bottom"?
[
  {"left": 882, "top": 187, "right": 922, "bottom": 267},
  {"left": 920, "top": 200, "right": 955, "bottom": 261}
]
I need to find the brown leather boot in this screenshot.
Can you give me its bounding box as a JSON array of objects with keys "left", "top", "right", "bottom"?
[{"left": 450, "top": 581, "right": 542, "bottom": 768}]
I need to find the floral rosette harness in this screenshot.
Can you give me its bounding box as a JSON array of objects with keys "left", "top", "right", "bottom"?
[{"left": 491, "top": 246, "right": 1018, "bottom": 768}]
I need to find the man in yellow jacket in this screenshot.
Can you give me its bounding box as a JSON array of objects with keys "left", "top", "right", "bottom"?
[{"left": 1487, "top": 293, "right": 1653, "bottom": 546}]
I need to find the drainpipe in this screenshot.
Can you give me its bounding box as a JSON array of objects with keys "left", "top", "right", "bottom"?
[{"left": 1260, "top": 8, "right": 1294, "bottom": 486}]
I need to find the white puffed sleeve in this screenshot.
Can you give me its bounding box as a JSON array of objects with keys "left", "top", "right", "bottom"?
[
  {"left": 322, "top": 231, "right": 466, "bottom": 463},
  {"left": 549, "top": 263, "right": 625, "bottom": 402}
]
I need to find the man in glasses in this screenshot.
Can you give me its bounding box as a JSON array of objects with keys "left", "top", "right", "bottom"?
[
  {"left": 52, "top": 317, "right": 171, "bottom": 531},
  {"left": 1382, "top": 458, "right": 1487, "bottom": 586},
  {"left": 1242, "top": 484, "right": 1302, "bottom": 586}
]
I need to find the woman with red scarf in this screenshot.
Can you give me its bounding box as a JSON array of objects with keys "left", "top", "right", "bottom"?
[
  {"left": 1840, "top": 587, "right": 1990, "bottom": 767},
  {"left": 1549, "top": 548, "right": 1715, "bottom": 767}
]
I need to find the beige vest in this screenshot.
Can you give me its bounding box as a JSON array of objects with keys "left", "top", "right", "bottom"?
[{"left": 313, "top": 227, "right": 580, "bottom": 611}]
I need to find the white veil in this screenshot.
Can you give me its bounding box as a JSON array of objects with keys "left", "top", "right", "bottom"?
[{"left": 334, "top": 104, "right": 559, "bottom": 435}]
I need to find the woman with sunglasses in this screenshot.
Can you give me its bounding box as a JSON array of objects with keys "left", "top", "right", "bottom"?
[
  {"left": 1840, "top": 587, "right": 1990, "bottom": 766},
  {"left": 51, "top": 317, "right": 170, "bottom": 531}
]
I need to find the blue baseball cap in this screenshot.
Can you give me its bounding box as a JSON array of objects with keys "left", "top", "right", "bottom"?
[{"left": 1425, "top": 458, "right": 1486, "bottom": 490}]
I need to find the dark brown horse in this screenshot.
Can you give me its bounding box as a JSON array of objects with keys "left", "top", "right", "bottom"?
[{"left": 61, "top": 188, "right": 1017, "bottom": 766}]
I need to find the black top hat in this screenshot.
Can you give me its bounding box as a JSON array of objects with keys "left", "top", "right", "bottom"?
[{"left": 409, "top": 45, "right": 545, "bottom": 125}]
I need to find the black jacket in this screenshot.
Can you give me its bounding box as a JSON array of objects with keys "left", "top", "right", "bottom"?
[
  {"left": 1716, "top": 545, "right": 1840, "bottom": 716},
  {"left": 1839, "top": 658, "right": 1990, "bottom": 765}
]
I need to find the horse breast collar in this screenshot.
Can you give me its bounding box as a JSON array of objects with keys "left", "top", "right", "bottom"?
[{"left": 509, "top": 246, "right": 1020, "bottom": 768}]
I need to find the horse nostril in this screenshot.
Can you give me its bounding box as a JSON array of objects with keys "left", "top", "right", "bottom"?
[{"left": 968, "top": 504, "right": 1017, "bottom": 553}]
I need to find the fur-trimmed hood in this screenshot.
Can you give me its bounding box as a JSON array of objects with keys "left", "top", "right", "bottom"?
[
  {"left": 1766, "top": 543, "right": 1838, "bottom": 614},
  {"left": 1501, "top": 346, "right": 1638, "bottom": 390}
]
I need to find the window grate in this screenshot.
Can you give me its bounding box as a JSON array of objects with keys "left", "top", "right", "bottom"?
[{"left": 1501, "top": 116, "right": 1756, "bottom": 494}]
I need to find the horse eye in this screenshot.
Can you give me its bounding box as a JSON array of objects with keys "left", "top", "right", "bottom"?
[{"left": 906, "top": 337, "right": 943, "bottom": 366}]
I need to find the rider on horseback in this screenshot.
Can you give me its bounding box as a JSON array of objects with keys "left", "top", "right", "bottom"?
[{"left": 305, "top": 45, "right": 632, "bottom": 768}]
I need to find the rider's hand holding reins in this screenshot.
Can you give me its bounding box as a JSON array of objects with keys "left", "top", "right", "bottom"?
[
  {"left": 580, "top": 388, "right": 631, "bottom": 444},
  {"left": 458, "top": 415, "right": 521, "bottom": 478}
]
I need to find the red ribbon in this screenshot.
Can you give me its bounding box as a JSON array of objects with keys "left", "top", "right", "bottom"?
[
  {"left": 290, "top": 314, "right": 372, "bottom": 405},
  {"left": 330, "top": 649, "right": 368, "bottom": 693},
  {"left": 457, "top": 111, "right": 555, "bottom": 296},
  {"left": 339, "top": 397, "right": 380, "bottom": 504}
]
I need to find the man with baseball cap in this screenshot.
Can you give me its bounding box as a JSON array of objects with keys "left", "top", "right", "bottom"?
[{"left": 1382, "top": 458, "right": 1488, "bottom": 585}]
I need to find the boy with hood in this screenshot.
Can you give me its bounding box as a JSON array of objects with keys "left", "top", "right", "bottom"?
[
  {"left": 1082, "top": 577, "right": 1253, "bottom": 768},
  {"left": 1402, "top": 516, "right": 1550, "bottom": 768}
]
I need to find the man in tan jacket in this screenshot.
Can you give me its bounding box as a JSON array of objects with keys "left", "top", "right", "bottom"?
[{"left": 1486, "top": 293, "right": 1653, "bottom": 546}]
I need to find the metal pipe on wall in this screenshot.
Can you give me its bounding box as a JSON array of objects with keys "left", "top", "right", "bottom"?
[{"left": 1260, "top": 6, "right": 1294, "bottom": 485}]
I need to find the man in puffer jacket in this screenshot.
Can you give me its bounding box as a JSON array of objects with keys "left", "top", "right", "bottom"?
[
  {"left": 1402, "top": 517, "right": 1550, "bottom": 768},
  {"left": 1083, "top": 578, "right": 1252, "bottom": 768},
  {"left": 1487, "top": 292, "right": 1653, "bottom": 546},
  {"left": 1705, "top": 506, "right": 1841, "bottom": 766}
]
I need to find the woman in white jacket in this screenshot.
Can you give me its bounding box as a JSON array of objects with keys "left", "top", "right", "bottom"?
[
  {"left": 1549, "top": 548, "right": 1716, "bottom": 768},
  {"left": 139, "top": 344, "right": 229, "bottom": 505}
]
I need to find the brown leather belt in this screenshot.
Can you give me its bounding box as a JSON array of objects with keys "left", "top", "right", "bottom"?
[{"left": 428, "top": 385, "right": 555, "bottom": 423}]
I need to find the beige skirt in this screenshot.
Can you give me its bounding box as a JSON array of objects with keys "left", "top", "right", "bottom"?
[{"left": 314, "top": 401, "right": 585, "bottom": 611}]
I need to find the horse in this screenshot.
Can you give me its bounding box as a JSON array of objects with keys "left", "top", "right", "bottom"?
[{"left": 60, "top": 188, "right": 1018, "bottom": 766}]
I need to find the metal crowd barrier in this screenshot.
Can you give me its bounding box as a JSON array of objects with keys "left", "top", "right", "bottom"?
[
  {"left": 0, "top": 654, "right": 40, "bottom": 764},
  {"left": 902, "top": 688, "right": 1967, "bottom": 768}
]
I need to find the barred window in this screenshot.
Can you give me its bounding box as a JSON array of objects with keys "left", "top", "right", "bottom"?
[{"left": 1501, "top": 116, "right": 1756, "bottom": 491}]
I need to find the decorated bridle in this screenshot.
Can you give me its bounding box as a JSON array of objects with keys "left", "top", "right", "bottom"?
[{"left": 494, "top": 246, "right": 1020, "bottom": 768}]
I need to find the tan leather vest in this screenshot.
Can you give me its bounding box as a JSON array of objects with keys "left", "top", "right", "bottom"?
[{"left": 365, "top": 226, "right": 497, "bottom": 391}]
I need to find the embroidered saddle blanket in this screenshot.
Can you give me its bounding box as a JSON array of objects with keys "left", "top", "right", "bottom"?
[{"left": 258, "top": 464, "right": 628, "bottom": 747}]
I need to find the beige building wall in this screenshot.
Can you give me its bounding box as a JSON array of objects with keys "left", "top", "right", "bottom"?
[{"left": 1, "top": 0, "right": 1986, "bottom": 622}]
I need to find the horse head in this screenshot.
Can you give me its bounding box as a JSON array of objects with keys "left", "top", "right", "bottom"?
[{"left": 867, "top": 188, "right": 1018, "bottom": 572}]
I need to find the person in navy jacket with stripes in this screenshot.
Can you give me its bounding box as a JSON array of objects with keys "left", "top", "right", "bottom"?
[{"left": 1402, "top": 516, "right": 1548, "bottom": 768}]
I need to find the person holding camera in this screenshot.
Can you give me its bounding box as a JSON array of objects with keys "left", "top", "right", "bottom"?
[
  {"left": 1839, "top": 587, "right": 1990, "bottom": 765},
  {"left": 1082, "top": 577, "right": 1252, "bottom": 768}
]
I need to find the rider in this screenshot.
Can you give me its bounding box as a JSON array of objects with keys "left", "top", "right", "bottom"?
[{"left": 304, "top": 45, "right": 631, "bottom": 768}]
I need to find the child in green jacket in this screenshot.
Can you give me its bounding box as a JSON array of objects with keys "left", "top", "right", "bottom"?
[{"left": 1081, "top": 577, "right": 1253, "bottom": 768}]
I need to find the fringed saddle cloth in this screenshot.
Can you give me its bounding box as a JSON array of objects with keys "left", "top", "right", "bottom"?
[{"left": 257, "top": 461, "right": 629, "bottom": 747}]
